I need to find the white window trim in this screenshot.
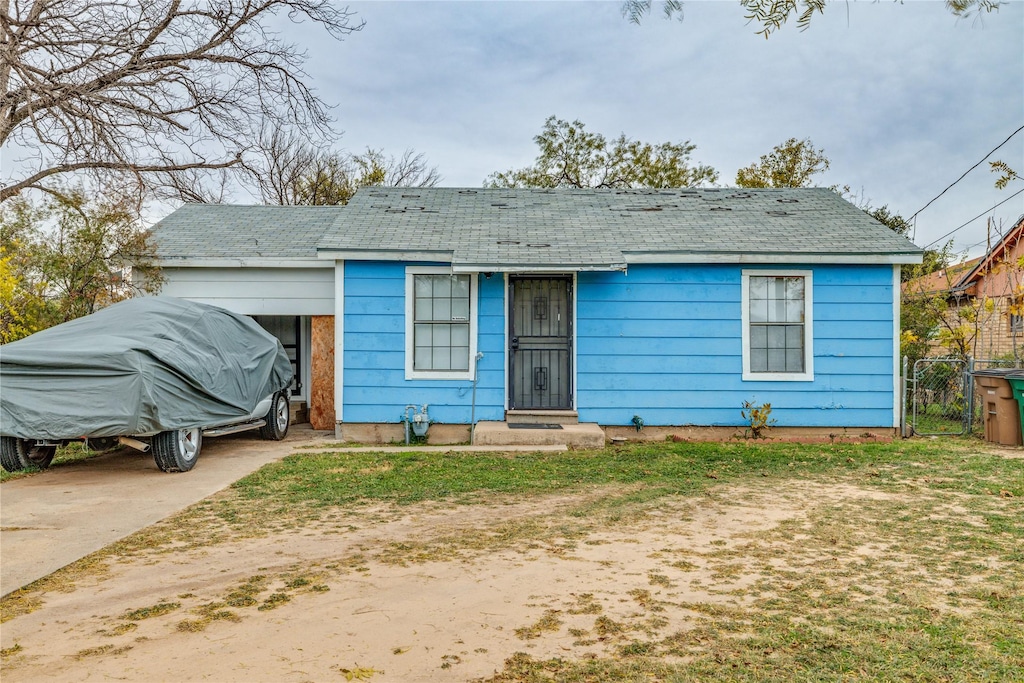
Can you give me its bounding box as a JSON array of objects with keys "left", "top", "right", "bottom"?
[
  {"left": 741, "top": 269, "right": 814, "bottom": 382},
  {"left": 405, "top": 266, "right": 478, "bottom": 381}
]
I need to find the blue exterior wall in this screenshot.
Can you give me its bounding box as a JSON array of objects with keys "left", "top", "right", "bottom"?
[
  {"left": 576, "top": 264, "right": 896, "bottom": 427},
  {"left": 341, "top": 261, "right": 896, "bottom": 428},
  {"left": 343, "top": 261, "right": 506, "bottom": 424}
]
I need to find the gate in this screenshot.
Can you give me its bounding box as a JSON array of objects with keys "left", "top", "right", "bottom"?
[{"left": 909, "top": 357, "right": 969, "bottom": 436}]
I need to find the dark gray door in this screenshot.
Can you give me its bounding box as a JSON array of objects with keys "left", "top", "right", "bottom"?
[{"left": 509, "top": 277, "right": 572, "bottom": 410}]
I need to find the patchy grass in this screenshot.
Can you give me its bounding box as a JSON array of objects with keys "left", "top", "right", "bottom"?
[
  {"left": 2, "top": 437, "right": 1021, "bottom": 682},
  {"left": 231, "top": 439, "right": 1022, "bottom": 509}
]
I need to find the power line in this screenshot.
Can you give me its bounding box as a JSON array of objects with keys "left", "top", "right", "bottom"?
[
  {"left": 922, "top": 187, "right": 1024, "bottom": 249},
  {"left": 909, "top": 123, "right": 1024, "bottom": 238}
]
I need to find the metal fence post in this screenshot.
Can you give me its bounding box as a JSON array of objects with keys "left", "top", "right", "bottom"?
[{"left": 901, "top": 356, "right": 909, "bottom": 438}]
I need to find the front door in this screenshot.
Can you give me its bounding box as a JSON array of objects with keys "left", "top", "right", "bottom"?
[{"left": 509, "top": 276, "right": 572, "bottom": 410}]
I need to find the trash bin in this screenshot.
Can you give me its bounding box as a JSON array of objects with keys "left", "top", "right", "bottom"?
[
  {"left": 1003, "top": 371, "right": 1024, "bottom": 445},
  {"left": 972, "top": 369, "right": 1023, "bottom": 446}
]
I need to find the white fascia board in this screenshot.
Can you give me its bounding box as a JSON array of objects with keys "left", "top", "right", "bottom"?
[
  {"left": 449, "top": 263, "right": 626, "bottom": 274},
  {"left": 316, "top": 249, "right": 453, "bottom": 262},
  {"left": 623, "top": 252, "right": 924, "bottom": 265},
  {"left": 153, "top": 257, "right": 332, "bottom": 268}
]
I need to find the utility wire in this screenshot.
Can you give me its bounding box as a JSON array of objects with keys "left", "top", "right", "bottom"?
[
  {"left": 909, "top": 123, "right": 1024, "bottom": 238},
  {"left": 922, "top": 187, "right": 1024, "bottom": 249}
]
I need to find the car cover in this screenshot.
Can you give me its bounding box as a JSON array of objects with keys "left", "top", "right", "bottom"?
[{"left": 0, "top": 297, "right": 293, "bottom": 440}]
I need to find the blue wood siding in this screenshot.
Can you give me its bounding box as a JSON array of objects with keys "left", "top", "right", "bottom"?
[
  {"left": 343, "top": 262, "right": 505, "bottom": 424},
  {"left": 576, "top": 264, "right": 896, "bottom": 427},
  {"left": 341, "top": 262, "right": 896, "bottom": 428}
]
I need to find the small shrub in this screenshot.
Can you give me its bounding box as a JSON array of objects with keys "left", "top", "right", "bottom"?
[{"left": 741, "top": 401, "right": 776, "bottom": 439}]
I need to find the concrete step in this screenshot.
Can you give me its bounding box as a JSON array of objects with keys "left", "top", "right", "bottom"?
[
  {"left": 505, "top": 410, "right": 579, "bottom": 425},
  {"left": 473, "top": 421, "right": 605, "bottom": 449}
]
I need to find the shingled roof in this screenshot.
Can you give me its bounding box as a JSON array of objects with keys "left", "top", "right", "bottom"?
[
  {"left": 150, "top": 204, "right": 342, "bottom": 264},
  {"left": 319, "top": 187, "right": 922, "bottom": 271},
  {"left": 151, "top": 187, "right": 923, "bottom": 270}
]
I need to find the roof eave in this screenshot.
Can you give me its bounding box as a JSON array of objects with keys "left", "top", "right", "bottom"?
[
  {"left": 622, "top": 251, "right": 924, "bottom": 265},
  {"left": 152, "top": 257, "right": 331, "bottom": 268}
]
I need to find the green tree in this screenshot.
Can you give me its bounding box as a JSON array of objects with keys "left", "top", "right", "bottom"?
[
  {"left": 735, "top": 138, "right": 830, "bottom": 188},
  {"left": 485, "top": 116, "right": 717, "bottom": 189},
  {"left": 622, "top": 1, "right": 1002, "bottom": 38},
  {"left": 0, "top": 187, "right": 162, "bottom": 340}
]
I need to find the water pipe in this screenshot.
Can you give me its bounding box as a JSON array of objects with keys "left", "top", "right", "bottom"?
[{"left": 470, "top": 351, "right": 484, "bottom": 445}]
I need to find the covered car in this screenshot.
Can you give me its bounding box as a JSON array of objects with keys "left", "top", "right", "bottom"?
[{"left": 0, "top": 296, "right": 293, "bottom": 473}]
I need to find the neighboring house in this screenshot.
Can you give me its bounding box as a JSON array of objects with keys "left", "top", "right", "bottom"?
[
  {"left": 950, "top": 216, "right": 1024, "bottom": 359},
  {"left": 149, "top": 187, "right": 922, "bottom": 442},
  {"left": 903, "top": 216, "right": 1024, "bottom": 360}
]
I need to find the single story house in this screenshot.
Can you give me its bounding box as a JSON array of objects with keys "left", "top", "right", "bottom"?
[{"left": 148, "top": 187, "right": 923, "bottom": 443}]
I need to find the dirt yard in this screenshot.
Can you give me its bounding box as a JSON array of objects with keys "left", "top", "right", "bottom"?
[{"left": 1, "top": 453, "right": 1020, "bottom": 682}]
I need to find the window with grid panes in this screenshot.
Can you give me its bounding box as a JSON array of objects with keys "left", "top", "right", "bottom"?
[
  {"left": 742, "top": 270, "right": 813, "bottom": 381},
  {"left": 412, "top": 273, "right": 471, "bottom": 372}
]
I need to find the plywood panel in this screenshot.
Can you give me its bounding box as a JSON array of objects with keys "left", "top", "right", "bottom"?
[{"left": 309, "top": 315, "right": 335, "bottom": 430}]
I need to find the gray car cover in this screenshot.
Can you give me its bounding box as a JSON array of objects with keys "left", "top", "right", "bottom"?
[{"left": 0, "top": 297, "right": 293, "bottom": 440}]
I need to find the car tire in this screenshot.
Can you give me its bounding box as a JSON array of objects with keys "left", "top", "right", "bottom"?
[
  {"left": 1, "top": 436, "right": 56, "bottom": 472},
  {"left": 259, "top": 392, "right": 290, "bottom": 441},
  {"left": 152, "top": 427, "right": 202, "bottom": 472}
]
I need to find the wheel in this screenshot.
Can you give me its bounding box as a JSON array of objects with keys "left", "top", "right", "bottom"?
[
  {"left": 1, "top": 436, "right": 56, "bottom": 472},
  {"left": 259, "top": 392, "right": 290, "bottom": 441},
  {"left": 152, "top": 427, "right": 202, "bottom": 472}
]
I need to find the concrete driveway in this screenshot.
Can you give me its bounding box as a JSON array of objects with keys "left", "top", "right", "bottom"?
[{"left": 0, "top": 426, "right": 333, "bottom": 597}]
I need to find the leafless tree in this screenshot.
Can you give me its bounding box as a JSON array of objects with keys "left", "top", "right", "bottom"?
[
  {"left": 245, "top": 127, "right": 441, "bottom": 206},
  {"left": 0, "top": 0, "right": 363, "bottom": 203}
]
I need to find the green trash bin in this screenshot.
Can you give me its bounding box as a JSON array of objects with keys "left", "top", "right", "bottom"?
[
  {"left": 973, "top": 369, "right": 1023, "bottom": 446},
  {"left": 1004, "top": 371, "right": 1024, "bottom": 446}
]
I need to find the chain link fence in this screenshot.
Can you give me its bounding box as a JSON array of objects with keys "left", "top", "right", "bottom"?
[
  {"left": 907, "top": 357, "right": 969, "bottom": 436},
  {"left": 902, "top": 356, "right": 1022, "bottom": 437}
]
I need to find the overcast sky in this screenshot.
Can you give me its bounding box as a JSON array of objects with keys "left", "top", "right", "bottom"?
[{"left": 276, "top": 0, "right": 1023, "bottom": 258}]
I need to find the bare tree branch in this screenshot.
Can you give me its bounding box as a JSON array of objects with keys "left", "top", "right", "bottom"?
[{"left": 1, "top": 0, "right": 363, "bottom": 203}]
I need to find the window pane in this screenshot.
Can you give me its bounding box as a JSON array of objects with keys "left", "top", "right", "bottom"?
[
  {"left": 414, "top": 347, "right": 432, "bottom": 370},
  {"left": 786, "top": 348, "right": 804, "bottom": 372},
  {"left": 414, "top": 275, "right": 432, "bottom": 298},
  {"left": 749, "top": 276, "right": 768, "bottom": 300},
  {"left": 433, "top": 297, "right": 451, "bottom": 321},
  {"left": 451, "top": 299, "right": 469, "bottom": 320},
  {"left": 450, "top": 346, "right": 469, "bottom": 370},
  {"left": 452, "top": 275, "right": 470, "bottom": 299},
  {"left": 415, "top": 297, "right": 432, "bottom": 321},
  {"left": 433, "top": 275, "right": 451, "bottom": 297},
  {"left": 432, "top": 346, "right": 451, "bottom": 370},
  {"left": 767, "top": 348, "right": 786, "bottom": 372},
  {"left": 766, "top": 326, "right": 785, "bottom": 349},
  {"left": 785, "top": 277, "right": 804, "bottom": 301},
  {"left": 414, "top": 322, "right": 431, "bottom": 344},
  {"left": 785, "top": 325, "right": 804, "bottom": 350},
  {"left": 750, "top": 325, "right": 767, "bottom": 349},
  {"left": 785, "top": 298, "right": 803, "bottom": 323},
  {"left": 451, "top": 324, "right": 469, "bottom": 347},
  {"left": 432, "top": 324, "right": 451, "bottom": 347},
  {"left": 751, "top": 348, "right": 768, "bottom": 372}
]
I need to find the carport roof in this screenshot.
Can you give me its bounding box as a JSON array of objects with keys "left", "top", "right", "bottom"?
[{"left": 150, "top": 204, "right": 341, "bottom": 263}]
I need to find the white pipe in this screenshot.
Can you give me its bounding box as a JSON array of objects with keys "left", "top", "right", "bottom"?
[{"left": 470, "top": 352, "right": 484, "bottom": 445}]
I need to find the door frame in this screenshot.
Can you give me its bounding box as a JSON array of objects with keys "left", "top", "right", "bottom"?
[{"left": 504, "top": 273, "right": 577, "bottom": 411}]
